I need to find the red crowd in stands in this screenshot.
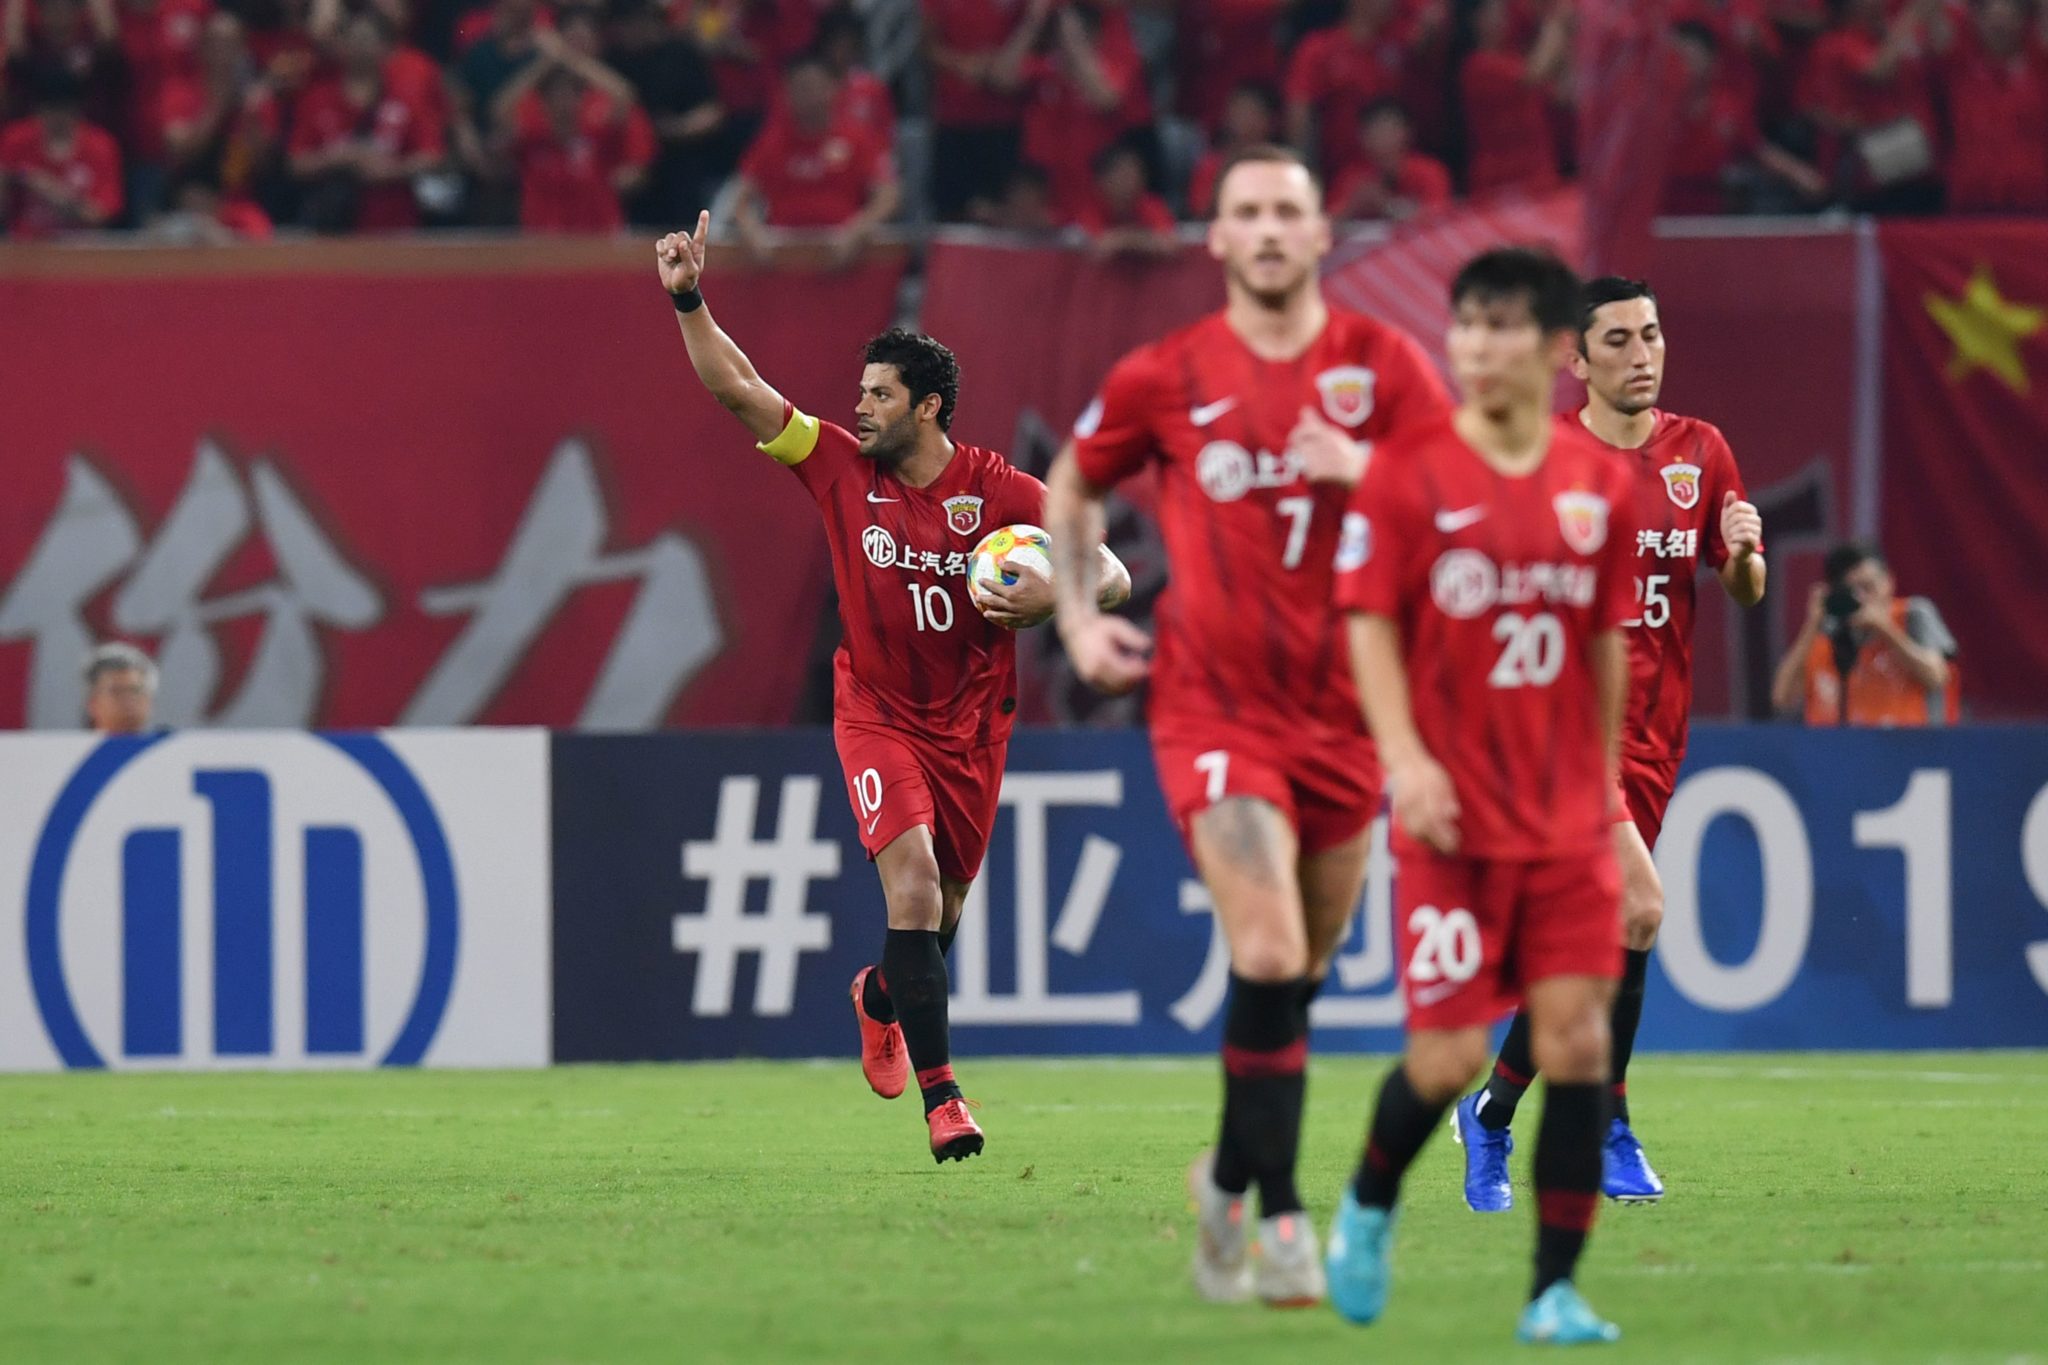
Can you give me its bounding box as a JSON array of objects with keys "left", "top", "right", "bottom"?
[{"left": 1, "top": 0, "right": 2044, "bottom": 241}]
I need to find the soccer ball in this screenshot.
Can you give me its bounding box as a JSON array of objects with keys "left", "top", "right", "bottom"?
[{"left": 968, "top": 523, "right": 1054, "bottom": 615}]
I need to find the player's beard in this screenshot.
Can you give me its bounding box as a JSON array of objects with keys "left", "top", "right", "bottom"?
[
  {"left": 859, "top": 414, "right": 917, "bottom": 468},
  {"left": 1226, "top": 253, "right": 1313, "bottom": 311}
]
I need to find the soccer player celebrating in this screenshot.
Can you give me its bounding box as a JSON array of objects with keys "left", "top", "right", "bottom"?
[
  {"left": 1452, "top": 278, "right": 1766, "bottom": 1210},
  {"left": 1326, "top": 248, "right": 1637, "bottom": 1344},
  {"left": 656, "top": 212, "right": 1131, "bottom": 1164},
  {"left": 1044, "top": 145, "right": 1450, "bottom": 1307}
]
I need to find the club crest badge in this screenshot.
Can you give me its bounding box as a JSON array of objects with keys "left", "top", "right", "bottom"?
[
  {"left": 945, "top": 495, "right": 985, "bottom": 536},
  {"left": 1315, "top": 366, "right": 1376, "bottom": 428},
  {"left": 1553, "top": 491, "right": 1610, "bottom": 555},
  {"left": 1661, "top": 462, "right": 1702, "bottom": 509}
]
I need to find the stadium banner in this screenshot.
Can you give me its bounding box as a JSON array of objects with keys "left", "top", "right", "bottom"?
[
  {"left": 1878, "top": 220, "right": 2048, "bottom": 720},
  {"left": 550, "top": 726, "right": 2048, "bottom": 1060},
  {"left": 0, "top": 244, "right": 905, "bottom": 731},
  {"left": 0, "top": 728, "right": 551, "bottom": 1071}
]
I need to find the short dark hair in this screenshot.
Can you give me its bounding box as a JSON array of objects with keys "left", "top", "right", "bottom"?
[
  {"left": 30, "top": 64, "right": 86, "bottom": 111},
  {"left": 1359, "top": 97, "right": 1408, "bottom": 127},
  {"left": 864, "top": 328, "right": 960, "bottom": 431},
  {"left": 1824, "top": 540, "right": 1884, "bottom": 585},
  {"left": 1576, "top": 276, "right": 1658, "bottom": 351},
  {"left": 1091, "top": 137, "right": 1147, "bottom": 179},
  {"left": 813, "top": 6, "right": 865, "bottom": 51},
  {"left": 1672, "top": 18, "right": 1718, "bottom": 53},
  {"left": 1210, "top": 143, "right": 1323, "bottom": 217},
  {"left": 1450, "top": 247, "right": 1582, "bottom": 332}
]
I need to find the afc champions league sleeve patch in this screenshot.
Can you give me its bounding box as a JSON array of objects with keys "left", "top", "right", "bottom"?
[
  {"left": 1661, "top": 462, "right": 1702, "bottom": 509},
  {"left": 1553, "top": 491, "right": 1611, "bottom": 555},
  {"left": 1315, "top": 366, "right": 1376, "bottom": 428}
]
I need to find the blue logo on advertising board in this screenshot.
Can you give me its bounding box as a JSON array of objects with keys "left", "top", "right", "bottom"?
[{"left": 26, "top": 733, "right": 458, "bottom": 1068}]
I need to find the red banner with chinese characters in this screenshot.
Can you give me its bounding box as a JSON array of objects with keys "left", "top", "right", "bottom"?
[
  {"left": 1880, "top": 221, "right": 2048, "bottom": 719},
  {"left": 0, "top": 241, "right": 906, "bottom": 729}
]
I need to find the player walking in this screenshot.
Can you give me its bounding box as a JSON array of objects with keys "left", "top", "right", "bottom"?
[
  {"left": 1325, "top": 248, "right": 1637, "bottom": 1344},
  {"left": 1452, "top": 278, "right": 1767, "bottom": 1210},
  {"left": 1044, "top": 145, "right": 1450, "bottom": 1307},
  {"left": 656, "top": 213, "right": 1130, "bottom": 1163}
]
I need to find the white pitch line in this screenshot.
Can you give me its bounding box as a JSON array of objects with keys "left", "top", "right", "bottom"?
[{"left": 1650, "top": 1064, "right": 2046, "bottom": 1086}]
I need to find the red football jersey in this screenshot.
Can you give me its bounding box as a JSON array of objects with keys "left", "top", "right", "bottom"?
[
  {"left": 1073, "top": 309, "right": 1451, "bottom": 742},
  {"left": 761, "top": 406, "right": 1045, "bottom": 746},
  {"left": 1337, "top": 416, "right": 1639, "bottom": 859},
  {"left": 1584, "top": 409, "right": 1755, "bottom": 764}
]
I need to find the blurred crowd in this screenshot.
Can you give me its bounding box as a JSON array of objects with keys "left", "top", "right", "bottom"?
[{"left": 1, "top": 0, "right": 2044, "bottom": 242}]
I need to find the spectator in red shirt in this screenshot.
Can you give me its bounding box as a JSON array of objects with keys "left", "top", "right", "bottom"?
[
  {"left": 3, "top": 0, "right": 126, "bottom": 133},
  {"left": 733, "top": 51, "right": 898, "bottom": 262},
  {"left": 161, "top": 12, "right": 280, "bottom": 217},
  {"left": 1801, "top": 0, "right": 1942, "bottom": 209},
  {"left": 808, "top": 7, "right": 891, "bottom": 141},
  {"left": 993, "top": 0, "right": 1151, "bottom": 221},
  {"left": 1663, "top": 19, "right": 1824, "bottom": 213},
  {"left": 503, "top": 64, "right": 653, "bottom": 231},
  {"left": 0, "top": 67, "right": 122, "bottom": 234},
  {"left": 1327, "top": 97, "right": 1452, "bottom": 221},
  {"left": 692, "top": 0, "right": 822, "bottom": 167},
  {"left": 1071, "top": 137, "right": 1176, "bottom": 256},
  {"left": 1925, "top": 0, "right": 2048, "bottom": 212},
  {"left": 117, "top": 0, "right": 211, "bottom": 200},
  {"left": 1175, "top": 0, "right": 1286, "bottom": 131},
  {"left": 1673, "top": 0, "right": 1784, "bottom": 112},
  {"left": 492, "top": 7, "right": 651, "bottom": 232},
  {"left": 1186, "top": 79, "right": 1280, "bottom": 218},
  {"left": 1285, "top": 0, "right": 1408, "bottom": 178},
  {"left": 922, "top": 0, "right": 1030, "bottom": 220},
  {"left": 287, "top": 9, "right": 444, "bottom": 231},
  {"left": 1459, "top": 0, "right": 1570, "bottom": 197}
]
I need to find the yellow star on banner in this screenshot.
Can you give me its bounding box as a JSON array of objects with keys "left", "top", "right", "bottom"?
[{"left": 1925, "top": 265, "right": 2044, "bottom": 396}]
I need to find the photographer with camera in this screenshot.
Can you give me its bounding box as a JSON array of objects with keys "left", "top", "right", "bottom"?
[{"left": 1772, "top": 540, "right": 1958, "bottom": 726}]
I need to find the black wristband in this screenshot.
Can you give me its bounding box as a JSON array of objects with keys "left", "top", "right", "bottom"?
[{"left": 671, "top": 287, "right": 704, "bottom": 314}]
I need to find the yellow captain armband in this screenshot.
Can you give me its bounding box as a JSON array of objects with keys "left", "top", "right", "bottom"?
[{"left": 757, "top": 405, "right": 822, "bottom": 467}]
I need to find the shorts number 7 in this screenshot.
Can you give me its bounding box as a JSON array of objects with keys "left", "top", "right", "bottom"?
[{"left": 1195, "top": 749, "right": 1230, "bottom": 805}]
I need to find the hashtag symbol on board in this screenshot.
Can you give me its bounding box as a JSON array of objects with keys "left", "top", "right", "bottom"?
[{"left": 674, "top": 776, "right": 841, "bottom": 1017}]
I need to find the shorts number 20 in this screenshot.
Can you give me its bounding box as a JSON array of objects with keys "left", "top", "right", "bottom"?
[{"left": 1406, "top": 905, "right": 1482, "bottom": 984}]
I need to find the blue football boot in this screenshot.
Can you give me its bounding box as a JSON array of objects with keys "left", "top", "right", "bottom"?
[
  {"left": 1451, "top": 1092, "right": 1515, "bottom": 1213},
  {"left": 1517, "top": 1281, "right": 1621, "bottom": 1345},
  {"left": 1601, "top": 1117, "right": 1664, "bottom": 1203},
  {"left": 1324, "top": 1188, "right": 1398, "bottom": 1326}
]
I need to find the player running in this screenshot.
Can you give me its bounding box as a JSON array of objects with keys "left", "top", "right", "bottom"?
[
  {"left": 656, "top": 212, "right": 1130, "bottom": 1164},
  {"left": 1326, "top": 248, "right": 1637, "bottom": 1344},
  {"left": 1451, "top": 277, "right": 1767, "bottom": 1210},
  {"left": 1044, "top": 145, "right": 1450, "bottom": 1307}
]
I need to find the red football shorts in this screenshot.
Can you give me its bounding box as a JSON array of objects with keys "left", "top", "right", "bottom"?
[
  {"left": 1394, "top": 843, "right": 1623, "bottom": 1031},
  {"left": 1611, "top": 752, "right": 1682, "bottom": 849},
  {"left": 833, "top": 719, "right": 1006, "bottom": 883},
  {"left": 1150, "top": 717, "right": 1382, "bottom": 858}
]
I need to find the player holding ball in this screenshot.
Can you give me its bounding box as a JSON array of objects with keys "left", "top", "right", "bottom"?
[{"left": 657, "top": 213, "right": 1130, "bottom": 1164}]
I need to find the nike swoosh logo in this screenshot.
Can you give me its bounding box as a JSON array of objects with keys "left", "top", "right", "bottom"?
[
  {"left": 865, "top": 814, "right": 882, "bottom": 836},
  {"left": 1435, "top": 505, "right": 1487, "bottom": 533},
  {"left": 866, "top": 491, "right": 899, "bottom": 504},
  {"left": 1190, "top": 397, "right": 1239, "bottom": 428},
  {"left": 1414, "top": 980, "right": 1464, "bottom": 1007}
]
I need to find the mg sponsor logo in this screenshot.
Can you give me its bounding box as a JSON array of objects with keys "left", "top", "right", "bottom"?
[{"left": 3, "top": 730, "right": 550, "bottom": 1071}]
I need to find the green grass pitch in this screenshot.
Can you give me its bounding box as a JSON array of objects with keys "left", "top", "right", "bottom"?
[{"left": 2, "top": 1053, "right": 2043, "bottom": 1364}]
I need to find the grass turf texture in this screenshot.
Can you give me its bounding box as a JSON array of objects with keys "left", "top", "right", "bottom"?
[{"left": 1, "top": 1054, "right": 2042, "bottom": 1364}]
